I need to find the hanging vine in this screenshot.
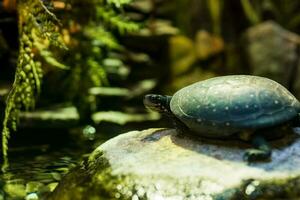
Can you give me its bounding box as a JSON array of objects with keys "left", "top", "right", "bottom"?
[{"left": 1, "top": 0, "right": 66, "bottom": 171}]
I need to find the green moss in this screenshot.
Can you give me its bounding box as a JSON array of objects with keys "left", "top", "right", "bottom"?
[
  {"left": 216, "top": 176, "right": 300, "bottom": 199},
  {"left": 49, "top": 149, "right": 147, "bottom": 200}
]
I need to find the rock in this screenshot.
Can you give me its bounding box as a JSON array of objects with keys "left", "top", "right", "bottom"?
[
  {"left": 49, "top": 128, "right": 300, "bottom": 200},
  {"left": 244, "top": 21, "right": 300, "bottom": 98}
]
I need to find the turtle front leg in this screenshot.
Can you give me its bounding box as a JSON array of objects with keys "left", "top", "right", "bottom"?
[
  {"left": 171, "top": 117, "right": 189, "bottom": 137},
  {"left": 244, "top": 134, "right": 271, "bottom": 162},
  {"left": 292, "top": 113, "right": 300, "bottom": 127}
]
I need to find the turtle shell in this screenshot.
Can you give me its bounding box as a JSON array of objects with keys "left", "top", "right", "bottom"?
[{"left": 170, "top": 75, "right": 300, "bottom": 138}]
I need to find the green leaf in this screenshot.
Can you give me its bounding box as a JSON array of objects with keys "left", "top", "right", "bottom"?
[
  {"left": 40, "top": 50, "right": 69, "bottom": 69},
  {"left": 241, "top": 0, "right": 261, "bottom": 25}
]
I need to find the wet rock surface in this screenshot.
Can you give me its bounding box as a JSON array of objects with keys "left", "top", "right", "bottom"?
[{"left": 48, "top": 128, "right": 300, "bottom": 200}]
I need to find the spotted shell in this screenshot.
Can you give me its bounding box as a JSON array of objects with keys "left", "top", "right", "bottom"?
[{"left": 170, "top": 75, "right": 300, "bottom": 138}]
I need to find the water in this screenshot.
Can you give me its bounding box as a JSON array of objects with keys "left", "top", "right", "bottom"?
[
  {"left": 0, "top": 127, "right": 101, "bottom": 200},
  {"left": 0, "top": 120, "right": 166, "bottom": 199}
]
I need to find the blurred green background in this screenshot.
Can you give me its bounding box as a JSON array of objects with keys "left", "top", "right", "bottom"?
[{"left": 1, "top": 0, "right": 300, "bottom": 198}]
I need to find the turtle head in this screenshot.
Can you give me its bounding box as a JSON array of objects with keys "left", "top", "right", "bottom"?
[{"left": 144, "top": 94, "right": 172, "bottom": 115}]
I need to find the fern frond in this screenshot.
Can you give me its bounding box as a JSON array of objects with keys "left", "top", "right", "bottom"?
[
  {"left": 84, "top": 26, "right": 121, "bottom": 49},
  {"left": 1, "top": 0, "right": 65, "bottom": 170},
  {"left": 87, "top": 58, "right": 109, "bottom": 87},
  {"left": 241, "top": 0, "right": 261, "bottom": 25},
  {"left": 1, "top": 84, "right": 17, "bottom": 171},
  {"left": 97, "top": 6, "right": 139, "bottom": 34}
]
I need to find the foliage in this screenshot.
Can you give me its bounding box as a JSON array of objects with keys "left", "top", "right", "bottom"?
[
  {"left": 55, "top": 0, "right": 139, "bottom": 121},
  {"left": 240, "top": 0, "right": 300, "bottom": 31},
  {"left": 2, "top": 0, "right": 66, "bottom": 171},
  {"left": 240, "top": 0, "right": 261, "bottom": 25},
  {"left": 204, "top": 0, "right": 300, "bottom": 37},
  {"left": 1, "top": 0, "right": 138, "bottom": 170},
  {"left": 207, "top": 0, "right": 223, "bottom": 35}
]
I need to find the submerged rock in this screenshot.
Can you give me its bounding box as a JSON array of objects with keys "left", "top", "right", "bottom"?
[{"left": 49, "top": 128, "right": 300, "bottom": 200}]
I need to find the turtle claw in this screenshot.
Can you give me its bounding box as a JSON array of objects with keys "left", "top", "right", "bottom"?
[{"left": 243, "top": 149, "right": 271, "bottom": 162}]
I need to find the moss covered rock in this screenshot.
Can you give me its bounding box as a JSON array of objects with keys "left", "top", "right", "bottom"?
[{"left": 49, "top": 128, "right": 300, "bottom": 200}]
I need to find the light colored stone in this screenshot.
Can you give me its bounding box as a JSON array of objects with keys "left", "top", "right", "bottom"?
[{"left": 49, "top": 128, "right": 300, "bottom": 199}]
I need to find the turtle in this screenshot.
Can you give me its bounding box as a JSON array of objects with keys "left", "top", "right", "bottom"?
[{"left": 143, "top": 75, "right": 300, "bottom": 161}]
